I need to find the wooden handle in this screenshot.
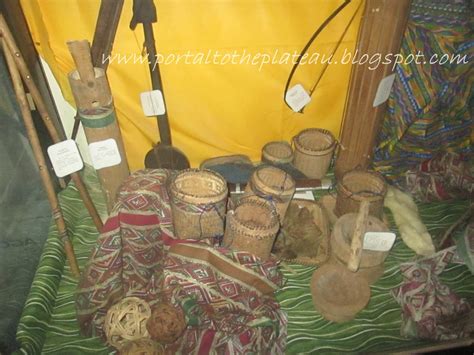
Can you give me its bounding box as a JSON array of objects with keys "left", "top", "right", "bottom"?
[
  {"left": 347, "top": 200, "right": 370, "bottom": 272},
  {"left": 67, "top": 40, "right": 96, "bottom": 85}
]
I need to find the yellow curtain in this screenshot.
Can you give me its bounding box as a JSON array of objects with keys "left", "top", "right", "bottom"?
[{"left": 20, "top": 0, "right": 363, "bottom": 171}]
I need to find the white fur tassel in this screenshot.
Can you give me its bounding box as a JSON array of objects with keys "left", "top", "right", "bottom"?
[{"left": 384, "top": 186, "right": 435, "bottom": 256}]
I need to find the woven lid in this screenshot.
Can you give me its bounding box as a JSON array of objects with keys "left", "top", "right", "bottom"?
[{"left": 293, "top": 128, "right": 336, "bottom": 155}]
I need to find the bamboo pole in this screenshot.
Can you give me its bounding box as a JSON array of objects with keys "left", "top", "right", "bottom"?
[
  {"left": 0, "top": 14, "right": 103, "bottom": 231},
  {"left": 2, "top": 39, "right": 80, "bottom": 278},
  {"left": 334, "top": 0, "right": 412, "bottom": 179}
]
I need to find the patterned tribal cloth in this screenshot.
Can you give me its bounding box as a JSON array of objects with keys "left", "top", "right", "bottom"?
[
  {"left": 374, "top": 0, "right": 473, "bottom": 184},
  {"left": 75, "top": 169, "right": 287, "bottom": 354}
]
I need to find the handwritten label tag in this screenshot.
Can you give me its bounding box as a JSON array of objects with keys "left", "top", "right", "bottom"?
[
  {"left": 373, "top": 73, "right": 396, "bottom": 107},
  {"left": 47, "top": 139, "right": 83, "bottom": 178},
  {"left": 140, "top": 90, "right": 166, "bottom": 116},
  {"left": 293, "top": 190, "right": 315, "bottom": 201},
  {"left": 89, "top": 139, "right": 121, "bottom": 170},
  {"left": 363, "top": 232, "right": 396, "bottom": 252},
  {"left": 285, "top": 84, "right": 311, "bottom": 112}
]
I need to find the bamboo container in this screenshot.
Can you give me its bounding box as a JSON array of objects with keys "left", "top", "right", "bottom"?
[
  {"left": 67, "top": 40, "right": 129, "bottom": 212},
  {"left": 244, "top": 165, "right": 295, "bottom": 222},
  {"left": 293, "top": 128, "right": 336, "bottom": 179},
  {"left": 169, "top": 169, "right": 228, "bottom": 240},
  {"left": 261, "top": 141, "right": 294, "bottom": 164},
  {"left": 335, "top": 169, "right": 386, "bottom": 219},
  {"left": 223, "top": 198, "right": 279, "bottom": 260}
]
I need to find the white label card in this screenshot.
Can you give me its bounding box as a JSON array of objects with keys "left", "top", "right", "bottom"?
[
  {"left": 89, "top": 139, "right": 122, "bottom": 170},
  {"left": 285, "top": 84, "right": 311, "bottom": 112},
  {"left": 47, "top": 139, "right": 83, "bottom": 178},
  {"left": 140, "top": 90, "right": 166, "bottom": 116},
  {"left": 363, "top": 232, "right": 396, "bottom": 252},
  {"left": 373, "top": 73, "right": 396, "bottom": 107},
  {"left": 293, "top": 190, "right": 315, "bottom": 201}
]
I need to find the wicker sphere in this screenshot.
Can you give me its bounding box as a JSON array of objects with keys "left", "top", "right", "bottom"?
[
  {"left": 104, "top": 297, "right": 152, "bottom": 350},
  {"left": 119, "top": 339, "right": 163, "bottom": 355},
  {"left": 146, "top": 303, "right": 187, "bottom": 344}
]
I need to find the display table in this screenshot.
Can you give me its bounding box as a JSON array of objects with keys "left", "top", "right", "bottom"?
[{"left": 15, "top": 169, "right": 473, "bottom": 354}]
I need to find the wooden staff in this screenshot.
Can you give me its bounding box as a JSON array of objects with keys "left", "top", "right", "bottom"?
[
  {"left": 334, "top": 0, "right": 411, "bottom": 179},
  {"left": 67, "top": 40, "right": 130, "bottom": 212},
  {"left": 0, "top": 14, "right": 103, "bottom": 231},
  {"left": 2, "top": 39, "right": 80, "bottom": 277}
]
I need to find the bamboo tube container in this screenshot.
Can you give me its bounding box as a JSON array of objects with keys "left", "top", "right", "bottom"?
[
  {"left": 67, "top": 40, "right": 129, "bottom": 212},
  {"left": 0, "top": 15, "right": 103, "bottom": 231},
  {"left": 2, "top": 39, "right": 80, "bottom": 277}
]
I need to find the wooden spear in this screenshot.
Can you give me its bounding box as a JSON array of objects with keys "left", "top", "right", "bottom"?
[
  {"left": 0, "top": 14, "right": 103, "bottom": 231},
  {"left": 2, "top": 38, "right": 80, "bottom": 277}
]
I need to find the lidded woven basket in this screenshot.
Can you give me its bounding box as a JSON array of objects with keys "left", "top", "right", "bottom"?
[
  {"left": 335, "top": 170, "right": 386, "bottom": 219},
  {"left": 169, "top": 168, "right": 228, "bottom": 240},
  {"left": 223, "top": 197, "right": 279, "bottom": 260},
  {"left": 261, "top": 141, "right": 294, "bottom": 164},
  {"left": 293, "top": 128, "right": 336, "bottom": 179},
  {"left": 244, "top": 165, "right": 295, "bottom": 222}
]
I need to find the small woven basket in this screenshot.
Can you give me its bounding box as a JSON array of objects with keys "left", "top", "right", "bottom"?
[
  {"left": 293, "top": 128, "right": 336, "bottom": 179},
  {"left": 261, "top": 141, "right": 294, "bottom": 164},
  {"left": 223, "top": 198, "right": 279, "bottom": 260},
  {"left": 104, "top": 297, "right": 151, "bottom": 350},
  {"left": 169, "top": 169, "right": 228, "bottom": 240},
  {"left": 244, "top": 165, "right": 295, "bottom": 221},
  {"left": 120, "top": 339, "right": 163, "bottom": 355},
  {"left": 335, "top": 170, "right": 386, "bottom": 219}
]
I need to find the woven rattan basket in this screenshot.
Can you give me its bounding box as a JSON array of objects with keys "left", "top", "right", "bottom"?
[
  {"left": 223, "top": 198, "right": 279, "bottom": 260},
  {"left": 335, "top": 170, "right": 386, "bottom": 219},
  {"left": 244, "top": 165, "right": 295, "bottom": 221},
  {"left": 261, "top": 141, "right": 294, "bottom": 164},
  {"left": 169, "top": 169, "right": 228, "bottom": 240},
  {"left": 293, "top": 128, "right": 336, "bottom": 179}
]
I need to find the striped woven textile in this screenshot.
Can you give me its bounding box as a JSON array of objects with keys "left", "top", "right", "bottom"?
[
  {"left": 374, "top": 0, "right": 473, "bottom": 184},
  {"left": 14, "top": 168, "right": 474, "bottom": 354}
]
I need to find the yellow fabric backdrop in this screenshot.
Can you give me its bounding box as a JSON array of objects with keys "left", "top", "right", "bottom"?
[{"left": 20, "top": 0, "right": 363, "bottom": 171}]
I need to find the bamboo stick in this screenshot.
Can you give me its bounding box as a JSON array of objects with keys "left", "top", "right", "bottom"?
[
  {"left": 0, "top": 14, "right": 103, "bottom": 231},
  {"left": 335, "top": 0, "right": 412, "bottom": 179},
  {"left": 2, "top": 39, "right": 80, "bottom": 278}
]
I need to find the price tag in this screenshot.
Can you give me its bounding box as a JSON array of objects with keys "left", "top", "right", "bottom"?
[
  {"left": 140, "top": 90, "right": 166, "bottom": 116},
  {"left": 363, "top": 232, "right": 396, "bottom": 252},
  {"left": 285, "top": 84, "right": 311, "bottom": 112},
  {"left": 293, "top": 190, "right": 315, "bottom": 201},
  {"left": 373, "top": 73, "right": 396, "bottom": 107},
  {"left": 47, "top": 139, "right": 83, "bottom": 178},
  {"left": 89, "top": 139, "right": 122, "bottom": 170}
]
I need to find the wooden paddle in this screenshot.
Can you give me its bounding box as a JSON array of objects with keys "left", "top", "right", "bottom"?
[{"left": 130, "top": 0, "right": 190, "bottom": 170}]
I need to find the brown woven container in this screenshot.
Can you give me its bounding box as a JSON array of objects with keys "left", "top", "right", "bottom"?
[
  {"left": 169, "top": 169, "right": 228, "bottom": 240},
  {"left": 335, "top": 170, "right": 386, "bottom": 219},
  {"left": 222, "top": 198, "right": 279, "bottom": 260},
  {"left": 244, "top": 165, "right": 295, "bottom": 222},
  {"left": 261, "top": 141, "right": 293, "bottom": 164},
  {"left": 293, "top": 128, "right": 336, "bottom": 179}
]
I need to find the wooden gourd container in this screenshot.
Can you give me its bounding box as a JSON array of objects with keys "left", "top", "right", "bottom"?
[
  {"left": 261, "top": 141, "right": 294, "bottom": 164},
  {"left": 293, "top": 128, "right": 336, "bottom": 179},
  {"left": 335, "top": 170, "right": 387, "bottom": 219},
  {"left": 169, "top": 169, "right": 228, "bottom": 240},
  {"left": 330, "top": 200, "right": 389, "bottom": 285},
  {"left": 244, "top": 165, "right": 295, "bottom": 222},
  {"left": 223, "top": 198, "right": 279, "bottom": 260}
]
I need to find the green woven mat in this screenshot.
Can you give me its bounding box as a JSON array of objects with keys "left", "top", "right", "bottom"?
[{"left": 15, "top": 170, "right": 474, "bottom": 354}]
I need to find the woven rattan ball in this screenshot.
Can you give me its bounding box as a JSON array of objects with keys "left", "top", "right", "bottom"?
[
  {"left": 104, "top": 297, "right": 151, "bottom": 350},
  {"left": 146, "top": 303, "right": 187, "bottom": 344},
  {"left": 119, "top": 339, "right": 163, "bottom": 355}
]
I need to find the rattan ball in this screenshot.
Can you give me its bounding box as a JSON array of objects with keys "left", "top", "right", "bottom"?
[
  {"left": 104, "top": 297, "right": 151, "bottom": 350},
  {"left": 146, "top": 303, "right": 187, "bottom": 344},
  {"left": 119, "top": 339, "right": 163, "bottom": 355}
]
